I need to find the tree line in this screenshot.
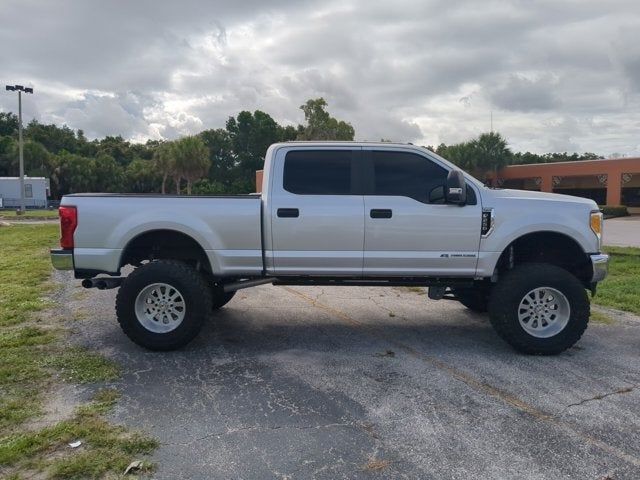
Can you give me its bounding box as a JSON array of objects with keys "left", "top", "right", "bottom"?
[
  {"left": 0, "top": 98, "right": 601, "bottom": 198},
  {"left": 429, "top": 132, "right": 601, "bottom": 182},
  {"left": 0, "top": 98, "right": 354, "bottom": 198}
]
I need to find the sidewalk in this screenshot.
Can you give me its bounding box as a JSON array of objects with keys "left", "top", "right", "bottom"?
[{"left": 604, "top": 216, "right": 640, "bottom": 248}]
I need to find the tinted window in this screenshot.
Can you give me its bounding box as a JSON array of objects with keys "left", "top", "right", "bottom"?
[
  {"left": 372, "top": 151, "right": 447, "bottom": 203},
  {"left": 284, "top": 150, "right": 353, "bottom": 195}
]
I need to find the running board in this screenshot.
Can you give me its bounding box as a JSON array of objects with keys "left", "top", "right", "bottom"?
[
  {"left": 223, "top": 278, "right": 275, "bottom": 292},
  {"left": 272, "top": 278, "right": 476, "bottom": 288}
]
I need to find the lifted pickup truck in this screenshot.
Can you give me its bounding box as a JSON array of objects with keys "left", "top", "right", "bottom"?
[{"left": 51, "top": 142, "right": 608, "bottom": 354}]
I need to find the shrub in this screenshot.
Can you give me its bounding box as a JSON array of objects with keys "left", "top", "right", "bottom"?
[{"left": 598, "top": 205, "right": 629, "bottom": 218}]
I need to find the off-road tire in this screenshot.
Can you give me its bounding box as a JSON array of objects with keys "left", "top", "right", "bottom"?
[
  {"left": 488, "top": 263, "right": 589, "bottom": 355},
  {"left": 115, "top": 260, "right": 212, "bottom": 350},
  {"left": 453, "top": 287, "right": 490, "bottom": 313}
]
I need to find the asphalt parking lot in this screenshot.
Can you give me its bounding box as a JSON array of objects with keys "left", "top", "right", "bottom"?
[{"left": 57, "top": 272, "right": 640, "bottom": 480}]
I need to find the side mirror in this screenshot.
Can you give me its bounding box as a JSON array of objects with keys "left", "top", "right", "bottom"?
[{"left": 446, "top": 170, "right": 467, "bottom": 205}]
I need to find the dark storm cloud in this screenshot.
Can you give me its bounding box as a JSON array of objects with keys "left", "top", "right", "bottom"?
[
  {"left": 488, "top": 75, "right": 560, "bottom": 112},
  {"left": 0, "top": 0, "right": 639, "bottom": 155}
]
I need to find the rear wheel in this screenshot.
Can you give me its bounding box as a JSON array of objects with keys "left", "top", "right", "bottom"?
[
  {"left": 488, "top": 263, "right": 589, "bottom": 355},
  {"left": 116, "top": 260, "right": 212, "bottom": 350}
]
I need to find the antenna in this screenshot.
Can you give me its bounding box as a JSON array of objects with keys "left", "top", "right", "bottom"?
[{"left": 490, "top": 110, "right": 493, "bottom": 132}]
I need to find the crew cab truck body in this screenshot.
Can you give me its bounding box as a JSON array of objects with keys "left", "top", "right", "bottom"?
[{"left": 51, "top": 142, "right": 609, "bottom": 354}]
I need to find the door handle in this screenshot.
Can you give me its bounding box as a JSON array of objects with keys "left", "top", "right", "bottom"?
[
  {"left": 370, "top": 209, "right": 392, "bottom": 219},
  {"left": 277, "top": 208, "right": 299, "bottom": 218}
]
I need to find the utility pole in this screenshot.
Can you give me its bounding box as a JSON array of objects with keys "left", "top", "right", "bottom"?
[{"left": 5, "top": 84, "right": 34, "bottom": 214}]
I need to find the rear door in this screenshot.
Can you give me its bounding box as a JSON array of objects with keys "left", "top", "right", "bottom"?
[
  {"left": 269, "top": 147, "right": 365, "bottom": 275},
  {"left": 362, "top": 147, "right": 482, "bottom": 276}
]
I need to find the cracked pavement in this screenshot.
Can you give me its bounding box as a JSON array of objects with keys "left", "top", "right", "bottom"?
[{"left": 56, "top": 272, "right": 640, "bottom": 479}]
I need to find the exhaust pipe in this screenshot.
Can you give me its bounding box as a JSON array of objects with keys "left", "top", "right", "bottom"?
[{"left": 82, "top": 277, "right": 123, "bottom": 290}]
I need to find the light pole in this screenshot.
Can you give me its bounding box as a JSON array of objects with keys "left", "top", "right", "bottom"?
[{"left": 5, "top": 84, "right": 34, "bottom": 214}]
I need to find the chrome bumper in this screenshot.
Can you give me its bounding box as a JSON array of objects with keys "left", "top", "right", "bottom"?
[
  {"left": 590, "top": 253, "right": 609, "bottom": 283},
  {"left": 51, "top": 249, "right": 74, "bottom": 270}
]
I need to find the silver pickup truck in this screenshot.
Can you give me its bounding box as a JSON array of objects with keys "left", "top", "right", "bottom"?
[{"left": 51, "top": 142, "right": 608, "bottom": 354}]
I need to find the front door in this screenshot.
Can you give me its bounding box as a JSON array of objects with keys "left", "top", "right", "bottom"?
[
  {"left": 362, "top": 148, "right": 482, "bottom": 276},
  {"left": 269, "top": 148, "right": 365, "bottom": 275}
]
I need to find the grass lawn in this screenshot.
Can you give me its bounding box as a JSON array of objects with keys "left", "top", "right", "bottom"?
[
  {"left": 0, "top": 209, "right": 59, "bottom": 220},
  {"left": 0, "top": 224, "right": 157, "bottom": 479},
  {"left": 594, "top": 246, "right": 640, "bottom": 315}
]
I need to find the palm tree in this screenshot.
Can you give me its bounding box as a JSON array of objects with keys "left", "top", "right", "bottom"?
[
  {"left": 470, "top": 132, "right": 512, "bottom": 183},
  {"left": 445, "top": 142, "right": 477, "bottom": 173},
  {"left": 173, "top": 136, "right": 211, "bottom": 195},
  {"left": 153, "top": 142, "right": 175, "bottom": 194}
]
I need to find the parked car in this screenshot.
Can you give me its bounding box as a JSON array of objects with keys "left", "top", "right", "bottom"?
[{"left": 51, "top": 142, "right": 608, "bottom": 354}]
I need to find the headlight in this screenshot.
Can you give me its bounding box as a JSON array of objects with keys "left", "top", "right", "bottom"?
[{"left": 590, "top": 211, "right": 603, "bottom": 247}]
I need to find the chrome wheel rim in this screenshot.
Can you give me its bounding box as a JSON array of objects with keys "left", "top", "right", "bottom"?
[
  {"left": 518, "top": 287, "right": 570, "bottom": 338},
  {"left": 134, "top": 283, "right": 186, "bottom": 333}
]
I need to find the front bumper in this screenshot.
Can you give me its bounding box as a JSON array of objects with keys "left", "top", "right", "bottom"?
[
  {"left": 590, "top": 253, "right": 609, "bottom": 283},
  {"left": 51, "top": 249, "right": 74, "bottom": 270}
]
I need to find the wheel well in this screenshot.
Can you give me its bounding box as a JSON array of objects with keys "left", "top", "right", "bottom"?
[
  {"left": 119, "top": 230, "right": 212, "bottom": 273},
  {"left": 496, "top": 231, "right": 592, "bottom": 285}
]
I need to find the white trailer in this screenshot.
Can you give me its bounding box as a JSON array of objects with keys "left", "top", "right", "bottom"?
[{"left": 0, "top": 176, "right": 50, "bottom": 208}]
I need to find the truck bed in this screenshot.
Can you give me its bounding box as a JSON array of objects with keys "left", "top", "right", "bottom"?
[{"left": 63, "top": 194, "right": 264, "bottom": 276}]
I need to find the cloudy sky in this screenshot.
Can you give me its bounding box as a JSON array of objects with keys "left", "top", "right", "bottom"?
[{"left": 1, "top": 0, "right": 639, "bottom": 155}]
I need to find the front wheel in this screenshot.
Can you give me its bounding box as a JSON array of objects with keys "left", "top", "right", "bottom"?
[
  {"left": 115, "top": 260, "right": 212, "bottom": 350},
  {"left": 488, "top": 263, "right": 589, "bottom": 355}
]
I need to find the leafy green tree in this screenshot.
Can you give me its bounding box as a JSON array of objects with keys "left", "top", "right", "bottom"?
[
  {"left": 53, "top": 153, "right": 95, "bottom": 195},
  {"left": 1, "top": 139, "right": 51, "bottom": 176},
  {"left": 279, "top": 125, "right": 299, "bottom": 142},
  {"left": 200, "top": 128, "right": 236, "bottom": 190},
  {"left": 0, "top": 136, "right": 17, "bottom": 175},
  {"left": 25, "top": 120, "right": 78, "bottom": 154},
  {"left": 125, "top": 159, "right": 160, "bottom": 193},
  {"left": 0, "top": 112, "right": 18, "bottom": 137},
  {"left": 129, "top": 140, "right": 158, "bottom": 161},
  {"left": 192, "top": 179, "right": 227, "bottom": 195},
  {"left": 96, "top": 136, "right": 133, "bottom": 166},
  {"left": 225, "top": 110, "right": 288, "bottom": 191},
  {"left": 92, "top": 154, "right": 124, "bottom": 192},
  {"left": 441, "top": 142, "right": 477, "bottom": 173},
  {"left": 297, "top": 98, "right": 354, "bottom": 141},
  {"left": 172, "top": 136, "right": 210, "bottom": 195}
]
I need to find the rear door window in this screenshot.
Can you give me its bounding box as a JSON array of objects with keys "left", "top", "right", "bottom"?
[{"left": 283, "top": 150, "right": 355, "bottom": 195}]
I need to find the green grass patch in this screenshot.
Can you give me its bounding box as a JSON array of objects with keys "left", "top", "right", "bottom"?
[
  {"left": 590, "top": 310, "right": 614, "bottom": 325},
  {"left": 44, "top": 347, "right": 120, "bottom": 384},
  {"left": 0, "top": 391, "right": 157, "bottom": 478},
  {"left": 0, "top": 209, "right": 59, "bottom": 219},
  {"left": 0, "top": 224, "right": 157, "bottom": 478},
  {"left": 0, "top": 224, "right": 59, "bottom": 432},
  {"left": 594, "top": 247, "right": 640, "bottom": 315},
  {"left": 0, "top": 224, "right": 59, "bottom": 326}
]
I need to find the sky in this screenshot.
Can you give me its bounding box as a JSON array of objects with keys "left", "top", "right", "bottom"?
[{"left": 1, "top": 0, "right": 639, "bottom": 156}]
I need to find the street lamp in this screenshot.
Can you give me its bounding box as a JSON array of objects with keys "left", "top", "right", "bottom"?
[{"left": 5, "top": 84, "right": 34, "bottom": 214}]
